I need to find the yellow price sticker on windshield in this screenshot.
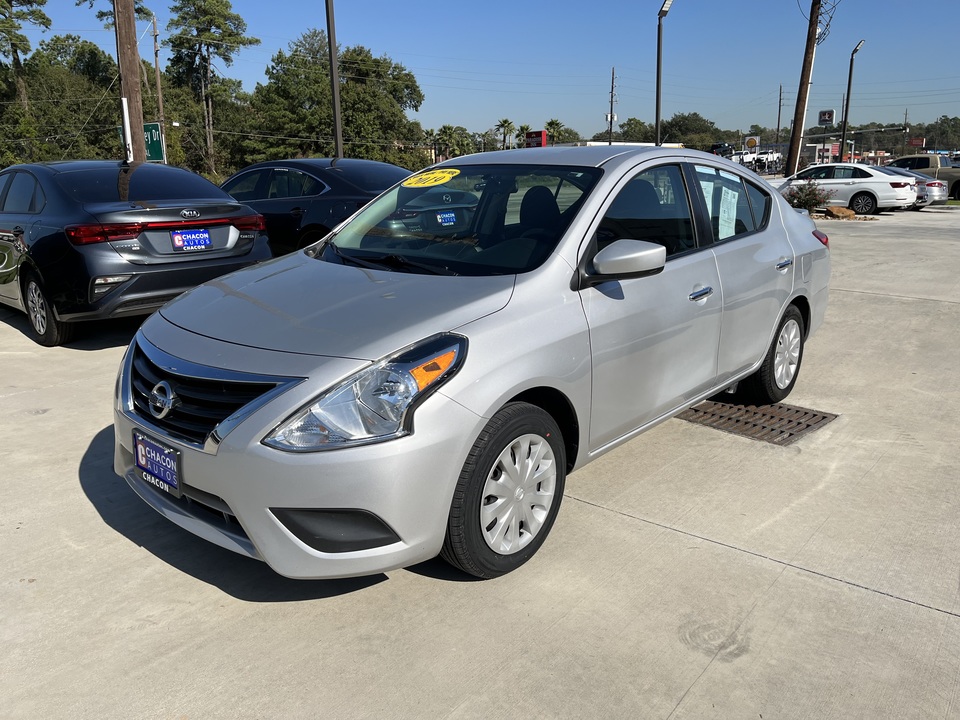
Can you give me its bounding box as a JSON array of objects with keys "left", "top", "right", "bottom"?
[{"left": 402, "top": 169, "right": 461, "bottom": 188}]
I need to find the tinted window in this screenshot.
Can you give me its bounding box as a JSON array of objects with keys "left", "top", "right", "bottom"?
[
  {"left": 222, "top": 170, "right": 268, "bottom": 201},
  {"left": 327, "top": 163, "right": 411, "bottom": 192},
  {"left": 2, "top": 172, "right": 39, "bottom": 213},
  {"left": 597, "top": 164, "right": 695, "bottom": 256},
  {"left": 745, "top": 181, "right": 771, "bottom": 228},
  {"left": 54, "top": 165, "right": 229, "bottom": 203},
  {"left": 266, "top": 168, "right": 327, "bottom": 199},
  {"left": 0, "top": 173, "right": 11, "bottom": 204},
  {"left": 694, "top": 165, "right": 758, "bottom": 242},
  {"left": 797, "top": 166, "right": 832, "bottom": 180}
]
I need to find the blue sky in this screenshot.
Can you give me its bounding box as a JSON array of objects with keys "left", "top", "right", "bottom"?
[{"left": 32, "top": 0, "right": 960, "bottom": 138}]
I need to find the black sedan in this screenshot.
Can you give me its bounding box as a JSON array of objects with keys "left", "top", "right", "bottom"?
[
  {"left": 0, "top": 161, "right": 271, "bottom": 346},
  {"left": 220, "top": 158, "right": 411, "bottom": 255}
]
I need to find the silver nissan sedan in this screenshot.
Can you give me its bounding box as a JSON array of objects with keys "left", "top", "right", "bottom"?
[{"left": 114, "top": 146, "right": 830, "bottom": 580}]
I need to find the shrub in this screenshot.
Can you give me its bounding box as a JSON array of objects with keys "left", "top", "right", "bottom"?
[{"left": 782, "top": 179, "right": 835, "bottom": 213}]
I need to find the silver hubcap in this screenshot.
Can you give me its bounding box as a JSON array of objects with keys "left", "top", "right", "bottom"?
[
  {"left": 26, "top": 282, "right": 47, "bottom": 335},
  {"left": 480, "top": 433, "right": 557, "bottom": 555},
  {"left": 774, "top": 319, "right": 801, "bottom": 389}
]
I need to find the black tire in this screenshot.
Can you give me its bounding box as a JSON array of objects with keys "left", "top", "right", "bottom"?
[
  {"left": 952, "top": 183, "right": 960, "bottom": 201},
  {"left": 741, "top": 306, "right": 804, "bottom": 405},
  {"left": 441, "top": 402, "right": 566, "bottom": 579},
  {"left": 849, "top": 192, "right": 877, "bottom": 215},
  {"left": 23, "top": 274, "right": 73, "bottom": 347}
]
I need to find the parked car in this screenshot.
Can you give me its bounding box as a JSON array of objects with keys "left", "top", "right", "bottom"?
[
  {"left": 114, "top": 146, "right": 830, "bottom": 580},
  {"left": 874, "top": 165, "right": 948, "bottom": 209},
  {"left": 777, "top": 162, "right": 917, "bottom": 214},
  {"left": 220, "top": 158, "right": 412, "bottom": 255},
  {"left": 886, "top": 154, "right": 960, "bottom": 199},
  {"left": 0, "top": 161, "right": 271, "bottom": 346}
]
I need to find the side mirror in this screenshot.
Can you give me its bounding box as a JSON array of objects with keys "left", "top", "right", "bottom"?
[{"left": 578, "top": 239, "right": 666, "bottom": 288}]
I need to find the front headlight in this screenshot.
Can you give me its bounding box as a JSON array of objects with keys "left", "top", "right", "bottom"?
[{"left": 263, "top": 334, "right": 467, "bottom": 452}]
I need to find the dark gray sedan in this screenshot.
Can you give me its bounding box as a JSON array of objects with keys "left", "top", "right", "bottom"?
[{"left": 0, "top": 161, "right": 271, "bottom": 345}]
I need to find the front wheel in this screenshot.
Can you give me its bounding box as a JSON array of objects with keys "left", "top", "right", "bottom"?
[
  {"left": 24, "top": 275, "right": 73, "bottom": 346},
  {"left": 441, "top": 403, "right": 566, "bottom": 579},
  {"left": 849, "top": 192, "right": 877, "bottom": 215},
  {"left": 741, "top": 306, "right": 804, "bottom": 405}
]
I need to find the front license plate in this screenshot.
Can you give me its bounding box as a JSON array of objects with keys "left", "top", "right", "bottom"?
[
  {"left": 171, "top": 228, "right": 211, "bottom": 251},
  {"left": 134, "top": 430, "right": 182, "bottom": 498}
]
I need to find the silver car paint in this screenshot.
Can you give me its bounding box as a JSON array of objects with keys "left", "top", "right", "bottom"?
[{"left": 114, "top": 146, "right": 830, "bottom": 578}]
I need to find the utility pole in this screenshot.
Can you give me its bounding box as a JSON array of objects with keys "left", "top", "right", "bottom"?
[
  {"left": 785, "top": 0, "right": 822, "bottom": 177},
  {"left": 775, "top": 84, "right": 783, "bottom": 152},
  {"left": 152, "top": 15, "right": 167, "bottom": 163},
  {"left": 114, "top": 0, "right": 146, "bottom": 162},
  {"left": 325, "top": 0, "right": 344, "bottom": 158},
  {"left": 607, "top": 67, "right": 616, "bottom": 145}
]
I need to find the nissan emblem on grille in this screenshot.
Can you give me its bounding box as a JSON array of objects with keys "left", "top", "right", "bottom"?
[
  {"left": 180, "top": 209, "right": 201, "bottom": 219},
  {"left": 148, "top": 380, "right": 180, "bottom": 419}
]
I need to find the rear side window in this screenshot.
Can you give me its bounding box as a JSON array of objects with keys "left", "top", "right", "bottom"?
[
  {"left": 694, "top": 165, "right": 765, "bottom": 242},
  {"left": 222, "top": 170, "right": 268, "bottom": 200},
  {"left": 2, "top": 172, "right": 41, "bottom": 213},
  {"left": 266, "top": 169, "right": 327, "bottom": 199},
  {"left": 55, "top": 165, "right": 228, "bottom": 203}
]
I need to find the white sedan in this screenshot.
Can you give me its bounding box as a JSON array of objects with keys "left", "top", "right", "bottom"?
[{"left": 778, "top": 162, "right": 917, "bottom": 214}]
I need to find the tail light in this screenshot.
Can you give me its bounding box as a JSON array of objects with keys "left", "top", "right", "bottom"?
[
  {"left": 926, "top": 181, "right": 946, "bottom": 189},
  {"left": 813, "top": 230, "right": 829, "bottom": 249},
  {"left": 65, "top": 214, "right": 266, "bottom": 245},
  {"left": 889, "top": 182, "right": 911, "bottom": 189},
  {"left": 66, "top": 223, "right": 142, "bottom": 245},
  {"left": 231, "top": 214, "right": 266, "bottom": 231}
]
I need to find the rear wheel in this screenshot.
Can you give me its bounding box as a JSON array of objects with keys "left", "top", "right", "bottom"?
[
  {"left": 24, "top": 274, "right": 73, "bottom": 346},
  {"left": 741, "top": 306, "right": 804, "bottom": 405},
  {"left": 442, "top": 403, "right": 566, "bottom": 579},
  {"left": 849, "top": 192, "right": 877, "bottom": 215}
]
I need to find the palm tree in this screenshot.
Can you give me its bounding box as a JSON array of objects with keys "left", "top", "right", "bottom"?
[
  {"left": 515, "top": 124, "right": 532, "bottom": 148},
  {"left": 495, "top": 118, "right": 515, "bottom": 150},
  {"left": 545, "top": 119, "right": 565, "bottom": 147}
]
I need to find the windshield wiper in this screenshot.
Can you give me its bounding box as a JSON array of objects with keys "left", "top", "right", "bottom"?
[{"left": 361, "top": 253, "right": 459, "bottom": 276}]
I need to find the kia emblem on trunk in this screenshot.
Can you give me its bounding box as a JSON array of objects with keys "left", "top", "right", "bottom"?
[{"left": 181, "top": 209, "right": 201, "bottom": 219}]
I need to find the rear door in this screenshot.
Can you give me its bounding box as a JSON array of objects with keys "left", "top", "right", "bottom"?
[
  {"left": 691, "top": 163, "right": 795, "bottom": 385},
  {"left": 0, "top": 171, "right": 42, "bottom": 302}
]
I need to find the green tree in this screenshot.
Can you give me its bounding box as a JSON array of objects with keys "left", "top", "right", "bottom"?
[
  {"left": 75, "top": 0, "right": 153, "bottom": 25},
  {"left": 166, "top": 0, "right": 260, "bottom": 175},
  {"left": 515, "top": 123, "right": 531, "bottom": 148},
  {"left": 0, "top": 0, "right": 51, "bottom": 111},
  {"left": 247, "top": 30, "right": 427, "bottom": 169},
  {"left": 619, "top": 117, "right": 653, "bottom": 143},
  {"left": 661, "top": 112, "right": 718, "bottom": 148},
  {"left": 495, "top": 118, "right": 514, "bottom": 149},
  {"left": 435, "top": 124, "right": 474, "bottom": 159},
  {"left": 544, "top": 118, "right": 564, "bottom": 146}
]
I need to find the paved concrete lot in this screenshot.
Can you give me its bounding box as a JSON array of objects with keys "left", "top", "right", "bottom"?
[{"left": 2, "top": 207, "right": 959, "bottom": 719}]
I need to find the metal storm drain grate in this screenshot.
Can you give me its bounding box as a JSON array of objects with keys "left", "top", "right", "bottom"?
[{"left": 676, "top": 401, "right": 837, "bottom": 446}]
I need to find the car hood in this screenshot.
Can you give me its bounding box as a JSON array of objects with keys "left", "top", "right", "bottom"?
[{"left": 158, "top": 252, "right": 515, "bottom": 359}]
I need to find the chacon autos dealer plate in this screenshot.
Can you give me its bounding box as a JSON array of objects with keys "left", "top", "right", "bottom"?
[{"left": 134, "top": 430, "right": 182, "bottom": 497}]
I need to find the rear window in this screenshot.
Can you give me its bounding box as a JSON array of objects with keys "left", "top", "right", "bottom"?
[
  {"left": 54, "top": 165, "right": 229, "bottom": 203},
  {"left": 326, "top": 163, "right": 412, "bottom": 192}
]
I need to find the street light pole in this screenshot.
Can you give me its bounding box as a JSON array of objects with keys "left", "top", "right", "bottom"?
[
  {"left": 655, "top": 0, "right": 674, "bottom": 146},
  {"left": 839, "top": 39, "right": 864, "bottom": 163}
]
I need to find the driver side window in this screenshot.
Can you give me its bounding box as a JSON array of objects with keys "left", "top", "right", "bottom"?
[{"left": 596, "top": 165, "right": 694, "bottom": 257}]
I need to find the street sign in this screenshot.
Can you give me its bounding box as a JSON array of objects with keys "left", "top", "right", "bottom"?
[
  {"left": 143, "top": 122, "right": 164, "bottom": 162},
  {"left": 117, "top": 122, "right": 165, "bottom": 162}
]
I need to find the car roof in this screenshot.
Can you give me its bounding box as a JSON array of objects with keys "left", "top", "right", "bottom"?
[
  {"left": 435, "top": 145, "right": 733, "bottom": 170},
  {"left": 234, "top": 158, "right": 398, "bottom": 172}
]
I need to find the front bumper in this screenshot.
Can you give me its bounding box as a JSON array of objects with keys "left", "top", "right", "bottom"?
[{"left": 113, "top": 333, "right": 484, "bottom": 579}]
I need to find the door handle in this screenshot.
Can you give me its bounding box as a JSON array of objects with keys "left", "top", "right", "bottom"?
[
  {"left": 776, "top": 258, "right": 794, "bottom": 270},
  {"left": 688, "top": 286, "right": 713, "bottom": 301}
]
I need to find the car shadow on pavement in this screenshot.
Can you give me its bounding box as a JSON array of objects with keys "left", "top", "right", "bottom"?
[
  {"left": 79, "top": 426, "right": 386, "bottom": 600},
  {"left": 1, "top": 310, "right": 143, "bottom": 351}
]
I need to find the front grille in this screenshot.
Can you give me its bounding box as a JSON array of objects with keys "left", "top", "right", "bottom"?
[{"left": 131, "top": 342, "right": 280, "bottom": 445}]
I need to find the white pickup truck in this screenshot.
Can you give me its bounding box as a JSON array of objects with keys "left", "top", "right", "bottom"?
[{"left": 731, "top": 150, "right": 783, "bottom": 167}]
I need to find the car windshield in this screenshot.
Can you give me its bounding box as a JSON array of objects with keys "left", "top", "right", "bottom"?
[{"left": 316, "top": 164, "right": 602, "bottom": 276}]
